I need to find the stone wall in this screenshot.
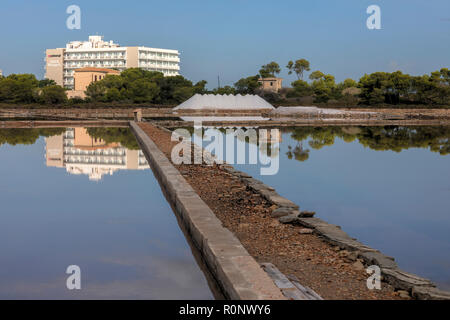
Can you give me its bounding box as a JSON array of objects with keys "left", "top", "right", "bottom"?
[{"left": 130, "top": 121, "right": 286, "bottom": 300}]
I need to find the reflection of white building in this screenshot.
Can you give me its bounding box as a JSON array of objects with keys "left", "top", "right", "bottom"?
[{"left": 46, "top": 128, "right": 149, "bottom": 181}]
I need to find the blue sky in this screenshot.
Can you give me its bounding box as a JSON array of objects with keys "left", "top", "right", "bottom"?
[{"left": 0, "top": 0, "right": 449, "bottom": 88}]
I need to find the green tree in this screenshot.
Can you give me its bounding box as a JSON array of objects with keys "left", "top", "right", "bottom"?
[
  {"left": 193, "top": 80, "right": 208, "bottom": 94},
  {"left": 102, "top": 75, "right": 125, "bottom": 90},
  {"left": 358, "top": 72, "right": 389, "bottom": 105},
  {"left": 308, "top": 71, "right": 337, "bottom": 103},
  {"left": 286, "top": 59, "right": 310, "bottom": 80},
  {"left": 128, "top": 79, "right": 160, "bottom": 103},
  {"left": 234, "top": 76, "right": 261, "bottom": 94},
  {"left": 38, "top": 79, "right": 57, "bottom": 88},
  {"left": 340, "top": 87, "right": 361, "bottom": 106},
  {"left": 213, "top": 85, "right": 236, "bottom": 95},
  {"left": 428, "top": 68, "right": 450, "bottom": 104},
  {"left": 105, "top": 88, "right": 122, "bottom": 102},
  {"left": 259, "top": 61, "right": 281, "bottom": 78},
  {"left": 39, "top": 85, "right": 67, "bottom": 104},
  {"left": 0, "top": 78, "right": 20, "bottom": 102},
  {"left": 339, "top": 78, "right": 358, "bottom": 90},
  {"left": 309, "top": 70, "right": 325, "bottom": 81},
  {"left": 291, "top": 80, "right": 312, "bottom": 97},
  {"left": 336, "top": 78, "right": 360, "bottom": 106},
  {"left": 7, "top": 73, "right": 39, "bottom": 87},
  {"left": 0, "top": 74, "right": 39, "bottom": 103},
  {"left": 1, "top": 70, "right": 213, "bottom": 105},
  {"left": 173, "top": 86, "right": 195, "bottom": 103},
  {"left": 358, "top": 72, "right": 413, "bottom": 105},
  {"left": 156, "top": 75, "right": 193, "bottom": 103},
  {"left": 120, "top": 68, "right": 164, "bottom": 83},
  {"left": 85, "top": 81, "right": 107, "bottom": 101},
  {"left": 387, "top": 71, "right": 412, "bottom": 104}
]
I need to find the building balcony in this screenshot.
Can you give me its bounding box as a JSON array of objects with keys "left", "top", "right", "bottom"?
[
  {"left": 138, "top": 56, "right": 180, "bottom": 62},
  {"left": 65, "top": 56, "right": 126, "bottom": 61},
  {"left": 139, "top": 61, "right": 180, "bottom": 69},
  {"left": 64, "top": 61, "right": 125, "bottom": 69}
]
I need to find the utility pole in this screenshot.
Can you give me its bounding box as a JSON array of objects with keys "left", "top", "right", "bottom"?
[{"left": 217, "top": 75, "right": 221, "bottom": 89}]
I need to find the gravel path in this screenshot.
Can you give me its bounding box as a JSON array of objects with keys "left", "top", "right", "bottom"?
[{"left": 138, "top": 122, "right": 405, "bottom": 300}]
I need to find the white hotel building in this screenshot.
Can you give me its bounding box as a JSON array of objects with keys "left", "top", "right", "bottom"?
[{"left": 45, "top": 35, "right": 180, "bottom": 89}]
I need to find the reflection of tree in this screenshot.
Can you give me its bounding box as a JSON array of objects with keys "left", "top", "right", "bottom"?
[
  {"left": 0, "top": 128, "right": 65, "bottom": 146},
  {"left": 286, "top": 142, "right": 309, "bottom": 161},
  {"left": 0, "top": 127, "right": 142, "bottom": 150},
  {"left": 287, "top": 127, "right": 341, "bottom": 151},
  {"left": 357, "top": 126, "right": 450, "bottom": 155},
  {"left": 86, "top": 128, "right": 140, "bottom": 150},
  {"left": 286, "top": 126, "right": 450, "bottom": 163}
]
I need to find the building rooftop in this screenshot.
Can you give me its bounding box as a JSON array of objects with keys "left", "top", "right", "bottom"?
[
  {"left": 258, "top": 77, "right": 282, "bottom": 81},
  {"left": 66, "top": 35, "right": 120, "bottom": 50}
]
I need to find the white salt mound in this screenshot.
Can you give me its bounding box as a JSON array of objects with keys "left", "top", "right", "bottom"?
[{"left": 174, "top": 94, "right": 275, "bottom": 110}]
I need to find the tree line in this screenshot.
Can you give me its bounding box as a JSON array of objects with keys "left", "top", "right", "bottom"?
[
  {"left": 1, "top": 126, "right": 448, "bottom": 156},
  {"left": 84, "top": 68, "right": 271, "bottom": 103},
  {"left": 0, "top": 127, "right": 138, "bottom": 150},
  {"left": 251, "top": 59, "right": 449, "bottom": 106},
  {"left": 0, "top": 74, "right": 67, "bottom": 105},
  {"left": 0, "top": 61, "right": 448, "bottom": 107},
  {"left": 0, "top": 128, "right": 66, "bottom": 146},
  {"left": 0, "top": 68, "right": 266, "bottom": 106}
]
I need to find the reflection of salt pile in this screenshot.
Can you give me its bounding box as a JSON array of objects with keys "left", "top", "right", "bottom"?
[{"left": 174, "top": 94, "right": 275, "bottom": 110}]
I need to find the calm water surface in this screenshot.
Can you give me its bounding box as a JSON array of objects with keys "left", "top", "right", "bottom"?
[
  {"left": 202, "top": 125, "right": 450, "bottom": 290},
  {"left": 0, "top": 127, "right": 214, "bottom": 299}
]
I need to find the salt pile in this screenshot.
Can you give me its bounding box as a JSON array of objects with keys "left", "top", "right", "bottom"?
[{"left": 174, "top": 94, "right": 275, "bottom": 110}]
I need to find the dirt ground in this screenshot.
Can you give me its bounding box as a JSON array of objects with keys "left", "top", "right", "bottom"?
[{"left": 138, "top": 122, "right": 406, "bottom": 300}]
